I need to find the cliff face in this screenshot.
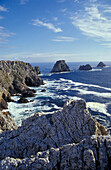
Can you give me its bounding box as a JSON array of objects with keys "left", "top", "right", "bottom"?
[
  {"left": 51, "top": 60, "right": 70, "bottom": 73},
  {"left": 0, "top": 99, "right": 110, "bottom": 169},
  {"left": 0, "top": 60, "right": 43, "bottom": 110}
]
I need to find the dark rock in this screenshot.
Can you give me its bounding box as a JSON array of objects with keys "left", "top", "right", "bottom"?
[
  {"left": 79, "top": 64, "right": 92, "bottom": 70},
  {"left": 41, "top": 89, "right": 46, "bottom": 92},
  {"left": 51, "top": 60, "right": 70, "bottom": 73},
  {"left": 18, "top": 97, "right": 29, "bottom": 103},
  {"left": 97, "top": 62, "right": 106, "bottom": 67},
  {"left": 22, "top": 89, "right": 36, "bottom": 97},
  {"left": 0, "top": 98, "right": 8, "bottom": 110}
]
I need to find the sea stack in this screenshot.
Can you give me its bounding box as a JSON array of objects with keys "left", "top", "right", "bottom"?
[
  {"left": 79, "top": 64, "right": 92, "bottom": 71},
  {"left": 97, "top": 62, "right": 106, "bottom": 67},
  {"left": 51, "top": 60, "right": 70, "bottom": 73}
]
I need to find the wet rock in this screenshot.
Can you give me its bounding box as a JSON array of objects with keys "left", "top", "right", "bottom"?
[
  {"left": 51, "top": 60, "right": 70, "bottom": 73},
  {"left": 41, "top": 89, "right": 46, "bottom": 92},
  {"left": 18, "top": 97, "right": 29, "bottom": 103},
  {"left": 79, "top": 64, "right": 92, "bottom": 70},
  {"left": 97, "top": 62, "right": 106, "bottom": 67},
  {"left": 22, "top": 89, "right": 36, "bottom": 97}
]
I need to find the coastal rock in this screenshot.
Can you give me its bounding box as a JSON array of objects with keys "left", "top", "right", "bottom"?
[
  {"left": 22, "top": 89, "right": 36, "bottom": 97},
  {"left": 18, "top": 97, "right": 29, "bottom": 103},
  {"left": 0, "top": 60, "right": 43, "bottom": 110},
  {"left": 0, "top": 111, "right": 17, "bottom": 133},
  {"left": 34, "top": 65, "right": 41, "bottom": 74},
  {"left": 97, "top": 61, "right": 106, "bottom": 67},
  {"left": 51, "top": 60, "right": 70, "bottom": 73},
  {"left": 79, "top": 64, "right": 92, "bottom": 70},
  {"left": 0, "top": 99, "right": 110, "bottom": 169},
  {"left": 41, "top": 89, "right": 46, "bottom": 92}
]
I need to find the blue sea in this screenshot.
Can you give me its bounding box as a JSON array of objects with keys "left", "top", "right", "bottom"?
[{"left": 6, "top": 62, "right": 111, "bottom": 130}]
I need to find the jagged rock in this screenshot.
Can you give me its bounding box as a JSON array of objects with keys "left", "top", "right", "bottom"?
[
  {"left": 0, "top": 60, "right": 43, "bottom": 109},
  {"left": 0, "top": 111, "right": 17, "bottom": 133},
  {"left": 97, "top": 62, "right": 106, "bottom": 67},
  {"left": 51, "top": 60, "right": 70, "bottom": 73},
  {"left": 34, "top": 66, "right": 41, "bottom": 74},
  {"left": 18, "top": 97, "right": 29, "bottom": 103},
  {"left": 79, "top": 64, "right": 92, "bottom": 70},
  {"left": 0, "top": 99, "right": 110, "bottom": 169}
]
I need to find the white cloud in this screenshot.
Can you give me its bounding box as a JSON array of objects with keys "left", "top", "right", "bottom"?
[
  {"left": 20, "top": 0, "right": 29, "bottom": 5},
  {"left": 32, "top": 19, "right": 62, "bottom": 33},
  {"left": 53, "top": 17, "right": 58, "bottom": 21},
  {"left": 71, "top": 4, "right": 111, "bottom": 44},
  {"left": 0, "top": 5, "right": 7, "bottom": 12},
  {"left": 52, "top": 36, "right": 76, "bottom": 42},
  {"left": 0, "top": 26, "right": 15, "bottom": 44},
  {"left": 60, "top": 8, "right": 67, "bottom": 13}
]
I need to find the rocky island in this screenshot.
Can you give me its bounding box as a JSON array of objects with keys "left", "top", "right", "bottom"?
[
  {"left": 51, "top": 60, "right": 70, "bottom": 73},
  {"left": 0, "top": 99, "right": 110, "bottom": 169},
  {"left": 97, "top": 62, "right": 106, "bottom": 67},
  {"left": 79, "top": 64, "right": 92, "bottom": 71},
  {"left": 0, "top": 60, "right": 43, "bottom": 110}
]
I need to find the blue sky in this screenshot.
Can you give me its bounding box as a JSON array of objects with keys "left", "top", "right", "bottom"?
[{"left": 0, "top": 0, "right": 111, "bottom": 62}]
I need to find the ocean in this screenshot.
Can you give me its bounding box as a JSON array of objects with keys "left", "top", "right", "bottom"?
[{"left": 6, "top": 62, "right": 111, "bottom": 130}]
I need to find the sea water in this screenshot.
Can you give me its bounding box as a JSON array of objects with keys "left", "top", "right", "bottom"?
[{"left": 6, "top": 62, "right": 111, "bottom": 130}]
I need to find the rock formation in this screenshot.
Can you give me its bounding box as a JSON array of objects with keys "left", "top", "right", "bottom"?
[
  {"left": 51, "top": 60, "right": 70, "bottom": 73},
  {"left": 0, "top": 99, "right": 110, "bottom": 169},
  {"left": 97, "top": 62, "right": 106, "bottom": 67},
  {"left": 0, "top": 60, "right": 43, "bottom": 109},
  {"left": 0, "top": 111, "right": 17, "bottom": 133},
  {"left": 79, "top": 64, "right": 92, "bottom": 71}
]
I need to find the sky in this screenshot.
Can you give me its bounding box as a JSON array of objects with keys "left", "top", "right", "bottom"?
[{"left": 0, "top": 0, "right": 111, "bottom": 63}]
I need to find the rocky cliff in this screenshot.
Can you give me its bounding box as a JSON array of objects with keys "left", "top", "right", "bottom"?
[
  {"left": 0, "top": 99, "right": 110, "bottom": 169},
  {"left": 0, "top": 60, "right": 43, "bottom": 110},
  {"left": 51, "top": 60, "right": 70, "bottom": 73}
]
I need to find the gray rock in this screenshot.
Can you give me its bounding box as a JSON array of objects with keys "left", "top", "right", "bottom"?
[
  {"left": 51, "top": 60, "right": 70, "bottom": 73},
  {"left": 97, "top": 62, "right": 106, "bottom": 67},
  {"left": 0, "top": 99, "right": 110, "bottom": 169},
  {"left": 0, "top": 111, "right": 17, "bottom": 133},
  {"left": 79, "top": 64, "right": 92, "bottom": 70}
]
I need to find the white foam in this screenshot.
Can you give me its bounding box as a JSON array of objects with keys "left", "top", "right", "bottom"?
[{"left": 87, "top": 102, "right": 111, "bottom": 117}]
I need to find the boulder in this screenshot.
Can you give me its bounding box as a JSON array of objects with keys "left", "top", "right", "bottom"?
[
  {"left": 0, "top": 99, "right": 110, "bottom": 169},
  {"left": 41, "top": 89, "right": 46, "bottom": 92},
  {"left": 79, "top": 64, "right": 92, "bottom": 70},
  {"left": 18, "top": 97, "right": 29, "bottom": 103},
  {"left": 97, "top": 62, "right": 106, "bottom": 67},
  {"left": 22, "top": 89, "right": 36, "bottom": 97},
  {"left": 51, "top": 60, "right": 70, "bottom": 73}
]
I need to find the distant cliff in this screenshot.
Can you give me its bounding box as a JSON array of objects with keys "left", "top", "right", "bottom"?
[
  {"left": 0, "top": 99, "right": 110, "bottom": 169},
  {"left": 51, "top": 60, "right": 70, "bottom": 73},
  {"left": 0, "top": 60, "right": 43, "bottom": 110}
]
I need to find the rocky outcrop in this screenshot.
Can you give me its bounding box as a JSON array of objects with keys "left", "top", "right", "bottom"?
[
  {"left": 18, "top": 97, "right": 29, "bottom": 103},
  {"left": 51, "top": 60, "right": 70, "bottom": 73},
  {"left": 0, "top": 60, "right": 43, "bottom": 109},
  {"left": 0, "top": 111, "right": 17, "bottom": 133},
  {"left": 97, "top": 62, "right": 106, "bottom": 67},
  {"left": 0, "top": 99, "right": 110, "bottom": 169},
  {"left": 79, "top": 64, "right": 92, "bottom": 70}
]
